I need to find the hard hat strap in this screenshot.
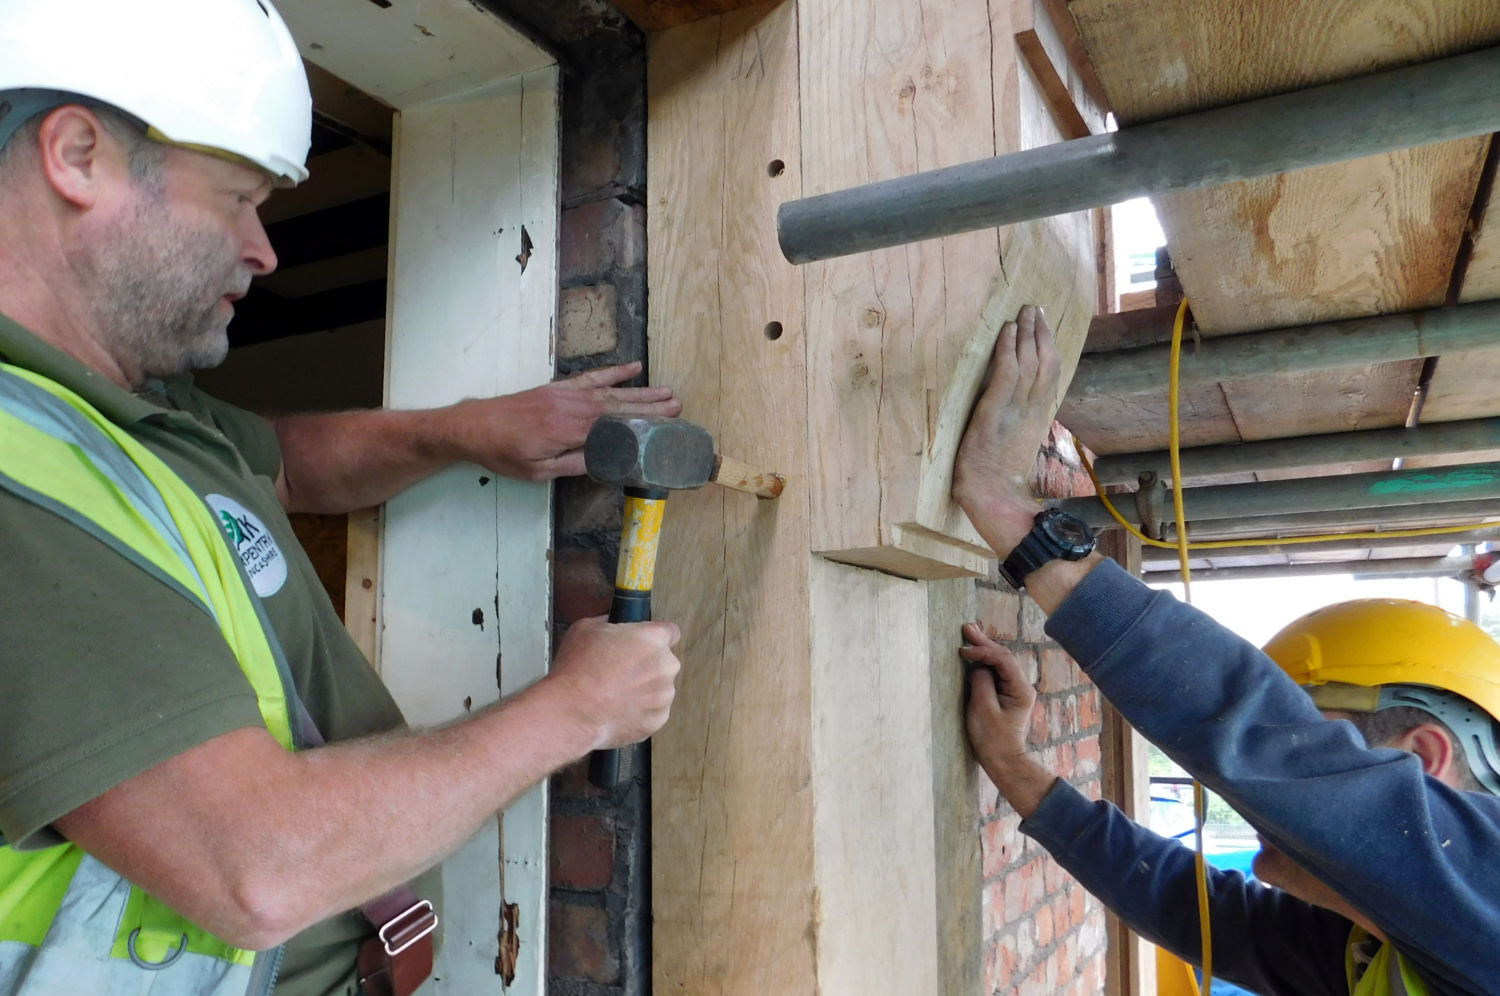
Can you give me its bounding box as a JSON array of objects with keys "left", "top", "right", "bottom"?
[
  {"left": 0, "top": 89, "right": 73, "bottom": 155},
  {"left": 1377, "top": 685, "right": 1500, "bottom": 797}
]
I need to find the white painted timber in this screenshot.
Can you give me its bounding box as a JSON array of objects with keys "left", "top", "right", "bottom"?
[
  {"left": 280, "top": 0, "right": 553, "bottom": 108},
  {"left": 380, "top": 68, "right": 560, "bottom": 994}
]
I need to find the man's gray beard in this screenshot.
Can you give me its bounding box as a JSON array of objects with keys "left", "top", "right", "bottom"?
[{"left": 90, "top": 187, "right": 241, "bottom": 386}]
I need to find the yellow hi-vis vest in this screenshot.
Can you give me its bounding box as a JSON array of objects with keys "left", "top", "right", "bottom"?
[
  {"left": 0, "top": 361, "right": 303, "bottom": 995},
  {"left": 1348, "top": 928, "right": 1431, "bottom": 996}
]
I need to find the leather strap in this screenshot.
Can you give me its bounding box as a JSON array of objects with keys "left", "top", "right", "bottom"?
[{"left": 297, "top": 706, "right": 436, "bottom": 996}]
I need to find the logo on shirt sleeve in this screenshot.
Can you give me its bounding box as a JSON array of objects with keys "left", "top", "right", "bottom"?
[{"left": 205, "top": 494, "right": 288, "bottom": 598}]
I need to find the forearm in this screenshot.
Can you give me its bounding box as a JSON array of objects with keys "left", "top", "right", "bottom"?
[
  {"left": 1023, "top": 780, "right": 1353, "bottom": 995},
  {"left": 60, "top": 676, "right": 594, "bottom": 949},
  {"left": 272, "top": 406, "right": 469, "bottom": 513},
  {"left": 258, "top": 679, "right": 589, "bottom": 937}
]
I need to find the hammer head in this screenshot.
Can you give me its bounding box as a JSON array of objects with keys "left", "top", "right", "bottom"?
[{"left": 585, "top": 415, "right": 716, "bottom": 491}]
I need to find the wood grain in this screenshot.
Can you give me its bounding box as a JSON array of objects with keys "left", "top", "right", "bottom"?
[
  {"left": 1151, "top": 142, "right": 1488, "bottom": 336},
  {"left": 647, "top": 8, "right": 816, "bottom": 992},
  {"left": 343, "top": 506, "right": 380, "bottom": 668},
  {"left": 808, "top": 559, "right": 940, "bottom": 995},
  {"left": 928, "top": 577, "right": 983, "bottom": 996},
  {"left": 1067, "top": 0, "right": 1500, "bottom": 125},
  {"left": 802, "top": 0, "right": 1100, "bottom": 578},
  {"left": 801, "top": 0, "right": 1002, "bottom": 575}
]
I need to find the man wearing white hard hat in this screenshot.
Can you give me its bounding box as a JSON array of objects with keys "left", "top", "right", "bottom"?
[
  {"left": 0, "top": 2, "right": 683, "bottom": 994},
  {"left": 951, "top": 306, "right": 1500, "bottom": 996}
]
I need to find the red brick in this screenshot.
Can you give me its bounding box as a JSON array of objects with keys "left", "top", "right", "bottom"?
[
  {"left": 547, "top": 902, "right": 618, "bottom": 984},
  {"left": 556, "top": 476, "right": 621, "bottom": 537},
  {"left": 983, "top": 878, "right": 1006, "bottom": 937},
  {"left": 1017, "top": 857, "right": 1046, "bottom": 913},
  {"left": 1060, "top": 695, "right": 1080, "bottom": 737},
  {"left": 1078, "top": 687, "right": 1101, "bottom": 730},
  {"left": 1035, "top": 903, "right": 1054, "bottom": 946},
  {"left": 550, "top": 813, "right": 616, "bottom": 891},
  {"left": 1047, "top": 700, "right": 1064, "bottom": 740},
  {"left": 1020, "top": 599, "right": 1050, "bottom": 643},
  {"left": 1040, "top": 648, "right": 1075, "bottom": 694},
  {"left": 1076, "top": 736, "right": 1101, "bottom": 775},
  {"left": 560, "top": 199, "right": 645, "bottom": 283},
  {"left": 979, "top": 781, "right": 1005, "bottom": 818},
  {"left": 554, "top": 546, "right": 612, "bottom": 624},
  {"left": 558, "top": 283, "right": 620, "bottom": 359},
  {"left": 1043, "top": 857, "right": 1067, "bottom": 894},
  {"left": 1053, "top": 743, "right": 1075, "bottom": 780},
  {"left": 1027, "top": 701, "right": 1048, "bottom": 746},
  {"left": 977, "top": 587, "right": 1023, "bottom": 640},
  {"left": 1054, "top": 896, "right": 1072, "bottom": 935}
]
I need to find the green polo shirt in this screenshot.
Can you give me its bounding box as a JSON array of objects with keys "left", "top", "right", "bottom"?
[{"left": 0, "top": 313, "right": 441, "bottom": 996}]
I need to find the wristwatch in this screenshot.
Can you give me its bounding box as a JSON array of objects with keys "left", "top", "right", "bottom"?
[{"left": 998, "top": 508, "right": 1097, "bottom": 590}]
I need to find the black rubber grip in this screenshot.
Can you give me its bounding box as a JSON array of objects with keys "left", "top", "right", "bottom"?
[{"left": 587, "top": 589, "right": 653, "bottom": 789}]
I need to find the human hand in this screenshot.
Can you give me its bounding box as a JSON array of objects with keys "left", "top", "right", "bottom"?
[
  {"left": 548, "top": 615, "right": 682, "bottom": 751},
  {"left": 450, "top": 362, "right": 682, "bottom": 481},
  {"left": 952, "top": 305, "right": 1061, "bottom": 556},
  {"left": 961, "top": 621, "right": 1057, "bottom": 817}
]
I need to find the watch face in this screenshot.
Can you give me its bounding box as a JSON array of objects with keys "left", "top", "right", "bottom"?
[
  {"left": 1038, "top": 509, "right": 1096, "bottom": 558},
  {"left": 1049, "top": 516, "right": 1092, "bottom": 545}
]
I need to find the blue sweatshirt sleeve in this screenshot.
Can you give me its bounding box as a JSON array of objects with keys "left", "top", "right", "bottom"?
[
  {"left": 1022, "top": 779, "right": 1352, "bottom": 996},
  {"left": 1040, "top": 559, "right": 1500, "bottom": 996}
]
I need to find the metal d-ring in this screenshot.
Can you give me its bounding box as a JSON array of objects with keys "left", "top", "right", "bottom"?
[{"left": 127, "top": 927, "right": 190, "bottom": 970}]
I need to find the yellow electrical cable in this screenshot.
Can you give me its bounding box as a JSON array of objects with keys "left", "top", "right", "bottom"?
[
  {"left": 1071, "top": 447, "right": 1498, "bottom": 552},
  {"left": 1166, "top": 299, "right": 1213, "bottom": 996}
]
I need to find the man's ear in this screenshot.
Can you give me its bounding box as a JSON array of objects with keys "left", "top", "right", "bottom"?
[
  {"left": 1387, "top": 723, "right": 1460, "bottom": 784},
  {"left": 34, "top": 106, "right": 123, "bottom": 210}
]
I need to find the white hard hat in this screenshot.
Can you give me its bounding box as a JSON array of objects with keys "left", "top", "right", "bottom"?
[{"left": 0, "top": 0, "right": 312, "bottom": 185}]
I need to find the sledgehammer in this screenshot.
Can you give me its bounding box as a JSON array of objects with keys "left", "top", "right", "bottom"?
[{"left": 582, "top": 415, "right": 784, "bottom": 788}]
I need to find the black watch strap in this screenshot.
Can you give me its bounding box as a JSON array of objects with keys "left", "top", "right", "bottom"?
[{"left": 998, "top": 509, "right": 1096, "bottom": 591}]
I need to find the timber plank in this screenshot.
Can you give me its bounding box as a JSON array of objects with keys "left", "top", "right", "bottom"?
[
  {"left": 647, "top": 7, "right": 816, "bottom": 992},
  {"left": 1066, "top": 0, "right": 1500, "bottom": 125},
  {"left": 1152, "top": 142, "right": 1488, "bottom": 335},
  {"left": 1057, "top": 387, "right": 1242, "bottom": 456},
  {"left": 1461, "top": 170, "right": 1500, "bottom": 302},
  {"left": 1221, "top": 360, "right": 1420, "bottom": 442}
]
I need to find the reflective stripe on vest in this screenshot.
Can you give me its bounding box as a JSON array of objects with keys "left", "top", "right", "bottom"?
[
  {"left": 0, "top": 362, "right": 302, "bottom": 995},
  {"left": 1347, "top": 928, "right": 1431, "bottom": 996}
]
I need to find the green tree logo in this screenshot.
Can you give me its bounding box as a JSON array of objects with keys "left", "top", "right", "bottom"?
[{"left": 220, "top": 509, "right": 244, "bottom": 546}]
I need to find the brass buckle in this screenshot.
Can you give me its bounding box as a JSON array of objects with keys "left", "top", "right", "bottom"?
[{"left": 379, "top": 900, "right": 438, "bottom": 957}]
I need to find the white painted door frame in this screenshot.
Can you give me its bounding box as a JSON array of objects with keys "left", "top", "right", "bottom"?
[{"left": 279, "top": 3, "right": 560, "bottom": 992}]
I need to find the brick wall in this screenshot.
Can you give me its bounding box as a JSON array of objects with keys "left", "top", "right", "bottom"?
[{"left": 973, "top": 424, "right": 1112, "bottom": 996}]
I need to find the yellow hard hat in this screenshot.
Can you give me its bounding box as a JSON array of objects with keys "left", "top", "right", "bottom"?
[{"left": 1263, "top": 598, "right": 1500, "bottom": 726}]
